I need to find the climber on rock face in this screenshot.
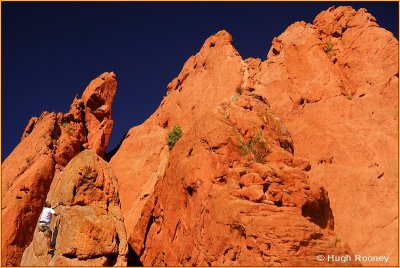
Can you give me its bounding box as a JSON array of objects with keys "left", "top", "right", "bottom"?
[{"left": 37, "top": 201, "right": 61, "bottom": 253}]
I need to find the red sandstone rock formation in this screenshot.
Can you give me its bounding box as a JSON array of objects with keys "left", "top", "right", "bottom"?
[
  {"left": 1, "top": 72, "right": 117, "bottom": 266},
  {"left": 109, "top": 31, "right": 244, "bottom": 249},
  {"left": 20, "top": 150, "right": 128, "bottom": 266},
  {"left": 3, "top": 5, "right": 397, "bottom": 267},
  {"left": 256, "top": 6, "right": 398, "bottom": 266},
  {"left": 110, "top": 6, "right": 397, "bottom": 266},
  {"left": 82, "top": 72, "right": 117, "bottom": 157},
  {"left": 130, "top": 96, "right": 358, "bottom": 266}
]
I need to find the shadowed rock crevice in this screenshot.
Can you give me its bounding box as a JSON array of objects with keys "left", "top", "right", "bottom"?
[
  {"left": 127, "top": 244, "right": 143, "bottom": 267},
  {"left": 301, "top": 199, "right": 332, "bottom": 229},
  {"left": 142, "top": 214, "right": 155, "bottom": 253}
]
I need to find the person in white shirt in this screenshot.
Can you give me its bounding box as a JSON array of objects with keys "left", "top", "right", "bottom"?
[{"left": 37, "top": 201, "right": 60, "bottom": 252}]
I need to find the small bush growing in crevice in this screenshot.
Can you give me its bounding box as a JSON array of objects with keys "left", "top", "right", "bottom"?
[
  {"left": 239, "top": 132, "right": 268, "bottom": 163},
  {"left": 167, "top": 125, "right": 183, "bottom": 150},
  {"left": 325, "top": 41, "right": 336, "bottom": 57},
  {"left": 235, "top": 87, "right": 243, "bottom": 95},
  {"left": 25, "top": 156, "right": 34, "bottom": 164}
]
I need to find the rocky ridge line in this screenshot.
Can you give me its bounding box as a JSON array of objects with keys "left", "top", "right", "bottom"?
[{"left": 109, "top": 6, "right": 398, "bottom": 266}]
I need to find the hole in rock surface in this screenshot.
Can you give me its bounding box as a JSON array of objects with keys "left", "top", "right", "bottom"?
[
  {"left": 301, "top": 201, "right": 330, "bottom": 229},
  {"left": 186, "top": 186, "right": 195, "bottom": 196}
]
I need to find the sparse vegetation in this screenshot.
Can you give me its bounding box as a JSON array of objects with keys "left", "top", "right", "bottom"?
[
  {"left": 334, "top": 235, "right": 342, "bottom": 246},
  {"left": 236, "top": 87, "right": 243, "bottom": 95},
  {"left": 167, "top": 125, "right": 183, "bottom": 150},
  {"left": 65, "top": 125, "right": 76, "bottom": 136},
  {"left": 60, "top": 121, "right": 68, "bottom": 128},
  {"left": 82, "top": 166, "right": 97, "bottom": 180},
  {"left": 25, "top": 156, "right": 34, "bottom": 164},
  {"left": 325, "top": 41, "right": 336, "bottom": 57},
  {"left": 239, "top": 132, "right": 268, "bottom": 163}
]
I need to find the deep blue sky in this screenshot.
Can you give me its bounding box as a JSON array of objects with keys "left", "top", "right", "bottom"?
[{"left": 2, "top": 2, "right": 398, "bottom": 161}]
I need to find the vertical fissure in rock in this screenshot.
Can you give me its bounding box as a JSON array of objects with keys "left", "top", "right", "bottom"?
[
  {"left": 81, "top": 107, "right": 89, "bottom": 148},
  {"left": 143, "top": 215, "right": 154, "bottom": 250},
  {"left": 127, "top": 243, "right": 143, "bottom": 266}
]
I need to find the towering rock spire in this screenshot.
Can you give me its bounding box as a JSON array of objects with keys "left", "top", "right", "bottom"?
[
  {"left": 109, "top": 30, "right": 246, "bottom": 250},
  {"left": 82, "top": 72, "right": 117, "bottom": 157},
  {"left": 1, "top": 72, "right": 117, "bottom": 266}
]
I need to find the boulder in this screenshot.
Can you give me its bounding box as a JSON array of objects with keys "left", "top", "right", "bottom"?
[{"left": 20, "top": 150, "right": 128, "bottom": 266}]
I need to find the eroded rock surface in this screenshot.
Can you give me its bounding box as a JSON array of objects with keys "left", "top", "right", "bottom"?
[
  {"left": 109, "top": 24, "right": 368, "bottom": 266},
  {"left": 131, "top": 95, "right": 358, "bottom": 266},
  {"left": 109, "top": 30, "right": 244, "bottom": 246},
  {"left": 254, "top": 6, "right": 398, "bottom": 265},
  {"left": 21, "top": 150, "right": 128, "bottom": 266},
  {"left": 2, "top": 5, "right": 397, "bottom": 267},
  {"left": 82, "top": 72, "right": 117, "bottom": 157},
  {"left": 1, "top": 72, "right": 117, "bottom": 266}
]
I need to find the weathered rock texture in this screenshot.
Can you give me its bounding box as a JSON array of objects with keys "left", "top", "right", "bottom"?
[
  {"left": 82, "top": 72, "right": 117, "bottom": 157},
  {"left": 130, "top": 96, "right": 358, "bottom": 266},
  {"left": 110, "top": 6, "right": 397, "bottom": 266},
  {"left": 254, "top": 6, "right": 398, "bottom": 266},
  {"left": 1, "top": 72, "right": 117, "bottom": 266},
  {"left": 109, "top": 31, "right": 244, "bottom": 247},
  {"left": 108, "top": 5, "right": 397, "bottom": 262},
  {"left": 21, "top": 150, "right": 128, "bottom": 266},
  {"left": 2, "top": 5, "right": 397, "bottom": 267}
]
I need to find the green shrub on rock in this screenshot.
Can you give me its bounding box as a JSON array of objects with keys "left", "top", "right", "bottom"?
[{"left": 167, "top": 125, "right": 183, "bottom": 150}]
